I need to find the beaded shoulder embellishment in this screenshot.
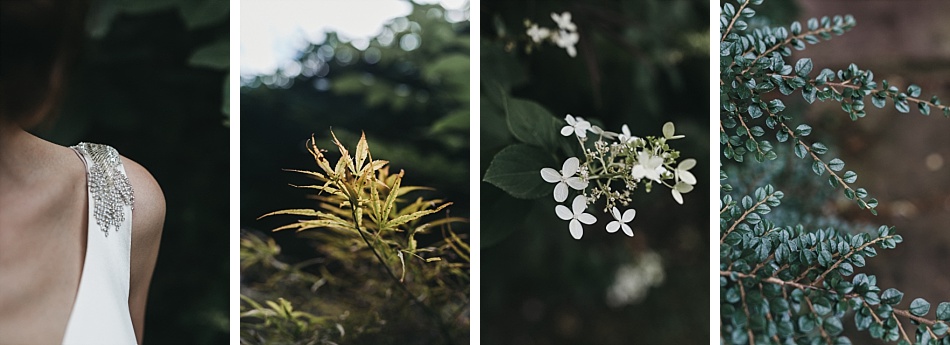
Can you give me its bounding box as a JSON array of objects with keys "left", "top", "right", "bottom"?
[{"left": 72, "top": 142, "right": 135, "bottom": 236}]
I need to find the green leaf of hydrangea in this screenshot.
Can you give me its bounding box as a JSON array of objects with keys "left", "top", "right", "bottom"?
[
  {"left": 505, "top": 98, "right": 565, "bottom": 150},
  {"left": 483, "top": 144, "right": 555, "bottom": 199}
]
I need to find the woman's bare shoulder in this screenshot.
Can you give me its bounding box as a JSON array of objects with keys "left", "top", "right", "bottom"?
[
  {"left": 121, "top": 156, "right": 166, "bottom": 235},
  {"left": 119, "top": 155, "right": 164, "bottom": 340}
]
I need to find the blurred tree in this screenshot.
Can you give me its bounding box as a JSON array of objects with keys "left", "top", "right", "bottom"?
[{"left": 35, "top": 0, "right": 230, "bottom": 343}]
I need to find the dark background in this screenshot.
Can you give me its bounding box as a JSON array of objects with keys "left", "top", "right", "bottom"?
[
  {"left": 34, "top": 0, "right": 229, "bottom": 343},
  {"left": 481, "top": 0, "right": 710, "bottom": 344}
]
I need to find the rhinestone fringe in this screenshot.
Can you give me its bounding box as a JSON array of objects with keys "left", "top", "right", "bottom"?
[{"left": 73, "top": 142, "right": 135, "bottom": 236}]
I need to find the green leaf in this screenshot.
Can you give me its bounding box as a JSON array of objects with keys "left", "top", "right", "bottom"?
[
  {"left": 812, "top": 161, "right": 825, "bottom": 175},
  {"left": 795, "top": 58, "right": 813, "bottom": 77},
  {"left": 933, "top": 321, "right": 949, "bottom": 336},
  {"left": 828, "top": 158, "right": 844, "bottom": 171},
  {"left": 910, "top": 298, "right": 931, "bottom": 317},
  {"left": 907, "top": 84, "right": 922, "bottom": 98},
  {"left": 178, "top": 0, "right": 229, "bottom": 29},
  {"left": 796, "top": 124, "right": 812, "bottom": 136},
  {"left": 872, "top": 94, "right": 887, "bottom": 108},
  {"left": 842, "top": 171, "right": 857, "bottom": 184},
  {"left": 824, "top": 316, "right": 844, "bottom": 336},
  {"left": 881, "top": 288, "right": 904, "bottom": 305},
  {"left": 504, "top": 97, "right": 564, "bottom": 150},
  {"left": 794, "top": 143, "right": 807, "bottom": 159},
  {"left": 870, "top": 321, "right": 885, "bottom": 338},
  {"left": 748, "top": 104, "right": 763, "bottom": 118},
  {"left": 429, "top": 110, "right": 470, "bottom": 134},
  {"left": 790, "top": 21, "right": 802, "bottom": 35},
  {"left": 188, "top": 40, "right": 229, "bottom": 69},
  {"left": 937, "top": 302, "right": 950, "bottom": 321},
  {"left": 895, "top": 100, "right": 910, "bottom": 113},
  {"left": 384, "top": 202, "right": 450, "bottom": 232},
  {"left": 483, "top": 144, "right": 555, "bottom": 199}
]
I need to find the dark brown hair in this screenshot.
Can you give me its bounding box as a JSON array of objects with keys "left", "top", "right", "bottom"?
[{"left": 0, "top": 0, "right": 88, "bottom": 128}]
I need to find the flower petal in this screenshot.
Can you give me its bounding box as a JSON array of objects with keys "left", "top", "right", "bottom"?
[
  {"left": 621, "top": 223, "right": 633, "bottom": 237},
  {"left": 570, "top": 195, "right": 587, "bottom": 214},
  {"left": 622, "top": 209, "right": 636, "bottom": 222},
  {"left": 678, "top": 170, "right": 697, "bottom": 185},
  {"left": 565, "top": 177, "right": 588, "bottom": 190},
  {"left": 553, "top": 182, "right": 569, "bottom": 202},
  {"left": 574, "top": 126, "right": 586, "bottom": 137},
  {"left": 540, "top": 168, "right": 561, "bottom": 183},
  {"left": 610, "top": 207, "right": 622, "bottom": 220},
  {"left": 678, "top": 158, "right": 696, "bottom": 171},
  {"left": 555, "top": 204, "right": 573, "bottom": 220},
  {"left": 561, "top": 157, "right": 579, "bottom": 176},
  {"left": 675, "top": 181, "right": 694, "bottom": 193},
  {"left": 672, "top": 189, "right": 683, "bottom": 205},
  {"left": 574, "top": 120, "right": 590, "bottom": 131},
  {"left": 561, "top": 125, "right": 574, "bottom": 137},
  {"left": 569, "top": 219, "right": 583, "bottom": 239},
  {"left": 606, "top": 221, "right": 620, "bottom": 233},
  {"left": 662, "top": 122, "right": 675, "bottom": 139},
  {"left": 631, "top": 165, "right": 646, "bottom": 180},
  {"left": 576, "top": 213, "right": 597, "bottom": 225}
]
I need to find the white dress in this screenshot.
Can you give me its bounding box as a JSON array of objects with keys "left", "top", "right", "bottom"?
[{"left": 61, "top": 143, "right": 138, "bottom": 345}]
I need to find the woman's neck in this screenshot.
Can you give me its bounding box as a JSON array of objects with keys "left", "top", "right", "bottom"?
[{"left": 0, "top": 121, "right": 60, "bottom": 191}]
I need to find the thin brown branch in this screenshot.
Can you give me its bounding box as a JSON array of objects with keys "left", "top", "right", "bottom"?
[
  {"left": 803, "top": 295, "right": 833, "bottom": 345},
  {"left": 720, "top": 190, "right": 778, "bottom": 243},
  {"left": 720, "top": 1, "right": 750, "bottom": 43},
  {"left": 739, "top": 283, "right": 756, "bottom": 345},
  {"left": 893, "top": 313, "right": 911, "bottom": 344}
]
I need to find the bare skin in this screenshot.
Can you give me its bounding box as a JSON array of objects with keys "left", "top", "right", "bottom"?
[{"left": 0, "top": 121, "right": 164, "bottom": 344}]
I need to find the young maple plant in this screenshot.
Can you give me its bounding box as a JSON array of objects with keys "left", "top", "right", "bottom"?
[
  {"left": 720, "top": 1, "right": 949, "bottom": 344},
  {"left": 241, "top": 132, "right": 469, "bottom": 345}
]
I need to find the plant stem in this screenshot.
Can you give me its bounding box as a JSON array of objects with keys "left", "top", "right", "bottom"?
[{"left": 350, "top": 206, "right": 456, "bottom": 345}]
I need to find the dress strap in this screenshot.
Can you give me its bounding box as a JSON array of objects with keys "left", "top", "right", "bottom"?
[
  {"left": 70, "top": 142, "right": 135, "bottom": 236},
  {"left": 62, "top": 142, "right": 137, "bottom": 345}
]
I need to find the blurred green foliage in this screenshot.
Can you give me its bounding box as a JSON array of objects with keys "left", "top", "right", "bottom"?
[
  {"left": 33, "top": 0, "right": 229, "bottom": 343},
  {"left": 240, "top": 2, "right": 469, "bottom": 344},
  {"left": 480, "top": 0, "right": 709, "bottom": 343}
]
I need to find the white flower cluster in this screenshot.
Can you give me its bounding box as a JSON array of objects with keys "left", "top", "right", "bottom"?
[
  {"left": 541, "top": 115, "right": 697, "bottom": 239},
  {"left": 525, "top": 12, "right": 580, "bottom": 57}
]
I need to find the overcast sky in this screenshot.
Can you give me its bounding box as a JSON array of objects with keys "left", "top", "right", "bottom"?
[{"left": 240, "top": 0, "right": 467, "bottom": 77}]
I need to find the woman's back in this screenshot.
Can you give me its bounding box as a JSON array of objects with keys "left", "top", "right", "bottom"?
[
  {"left": 0, "top": 130, "right": 164, "bottom": 344},
  {"left": 0, "top": 134, "right": 88, "bottom": 344}
]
